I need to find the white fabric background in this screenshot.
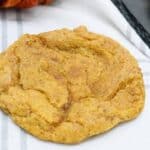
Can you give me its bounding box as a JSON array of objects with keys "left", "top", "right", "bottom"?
[{"left": 0, "top": 0, "right": 150, "bottom": 150}]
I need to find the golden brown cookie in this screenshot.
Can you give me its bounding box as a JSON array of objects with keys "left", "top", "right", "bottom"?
[{"left": 0, "top": 26, "right": 145, "bottom": 144}]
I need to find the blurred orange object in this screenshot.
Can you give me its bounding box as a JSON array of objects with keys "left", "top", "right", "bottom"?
[
  {"left": 0, "top": 0, "right": 21, "bottom": 7},
  {"left": 16, "top": 0, "right": 38, "bottom": 8},
  {"left": 0, "top": 0, "right": 53, "bottom": 8}
]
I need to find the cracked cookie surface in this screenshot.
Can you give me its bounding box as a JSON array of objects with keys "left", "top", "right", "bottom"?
[{"left": 0, "top": 26, "right": 145, "bottom": 144}]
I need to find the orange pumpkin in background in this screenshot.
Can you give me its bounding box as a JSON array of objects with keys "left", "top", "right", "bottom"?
[{"left": 0, "top": 0, "right": 53, "bottom": 8}]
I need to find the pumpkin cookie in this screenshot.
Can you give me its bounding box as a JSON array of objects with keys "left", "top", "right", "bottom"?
[{"left": 0, "top": 26, "right": 145, "bottom": 144}]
